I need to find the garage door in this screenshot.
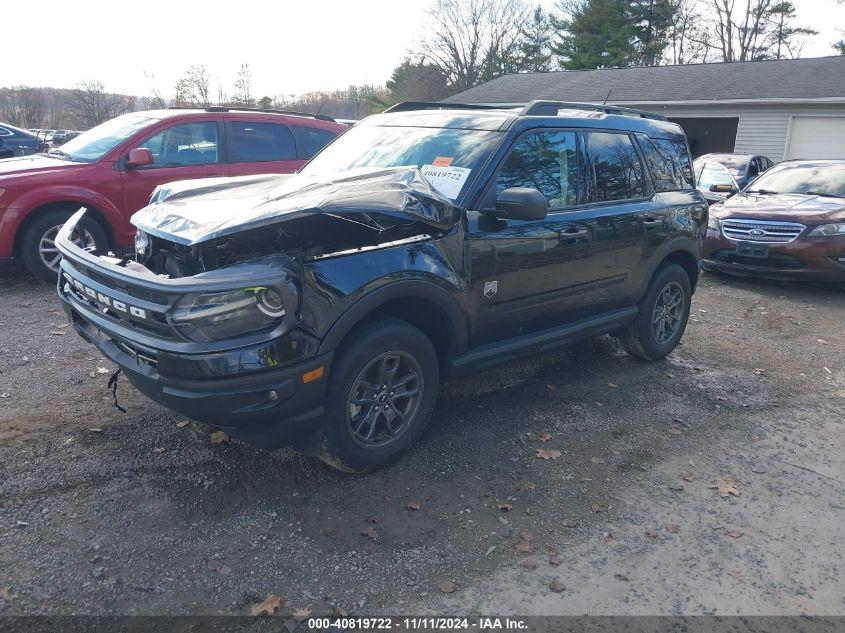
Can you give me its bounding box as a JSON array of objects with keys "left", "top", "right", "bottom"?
[{"left": 786, "top": 116, "right": 845, "bottom": 159}]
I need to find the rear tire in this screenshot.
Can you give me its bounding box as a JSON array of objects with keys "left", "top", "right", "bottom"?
[
  {"left": 319, "top": 319, "right": 439, "bottom": 473},
  {"left": 20, "top": 209, "right": 108, "bottom": 282},
  {"left": 621, "top": 263, "right": 691, "bottom": 361}
]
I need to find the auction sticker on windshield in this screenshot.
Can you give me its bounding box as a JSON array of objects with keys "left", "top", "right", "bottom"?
[{"left": 421, "top": 164, "right": 471, "bottom": 200}]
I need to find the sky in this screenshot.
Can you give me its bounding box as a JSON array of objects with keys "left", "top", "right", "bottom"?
[{"left": 2, "top": 0, "right": 843, "bottom": 99}]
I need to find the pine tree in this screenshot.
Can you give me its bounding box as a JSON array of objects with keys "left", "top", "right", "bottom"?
[
  {"left": 518, "top": 6, "right": 555, "bottom": 72},
  {"left": 551, "top": 0, "right": 636, "bottom": 70}
]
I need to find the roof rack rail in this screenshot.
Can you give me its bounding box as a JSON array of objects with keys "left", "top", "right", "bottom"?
[
  {"left": 520, "top": 100, "right": 667, "bottom": 121},
  {"left": 167, "top": 105, "right": 336, "bottom": 122},
  {"left": 383, "top": 101, "right": 515, "bottom": 114}
]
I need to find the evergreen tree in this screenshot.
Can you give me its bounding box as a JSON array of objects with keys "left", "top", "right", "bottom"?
[
  {"left": 764, "top": 1, "right": 818, "bottom": 60},
  {"left": 518, "top": 6, "right": 555, "bottom": 72},
  {"left": 551, "top": 0, "right": 636, "bottom": 69},
  {"left": 628, "top": 0, "right": 677, "bottom": 66}
]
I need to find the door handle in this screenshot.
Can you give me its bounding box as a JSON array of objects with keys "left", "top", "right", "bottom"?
[
  {"left": 559, "top": 227, "right": 588, "bottom": 243},
  {"left": 642, "top": 218, "right": 662, "bottom": 226}
]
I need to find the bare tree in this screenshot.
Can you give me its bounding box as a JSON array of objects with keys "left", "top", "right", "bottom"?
[
  {"left": 231, "top": 64, "right": 254, "bottom": 107},
  {"left": 66, "top": 80, "right": 133, "bottom": 128},
  {"left": 417, "top": 0, "right": 531, "bottom": 91},
  {"left": 0, "top": 86, "right": 47, "bottom": 128},
  {"left": 666, "top": 0, "right": 716, "bottom": 64},
  {"left": 710, "top": 0, "right": 774, "bottom": 61},
  {"left": 174, "top": 65, "right": 212, "bottom": 107}
]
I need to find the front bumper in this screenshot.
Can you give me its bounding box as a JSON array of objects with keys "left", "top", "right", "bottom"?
[
  {"left": 703, "top": 228, "right": 845, "bottom": 282},
  {"left": 55, "top": 212, "right": 332, "bottom": 451}
]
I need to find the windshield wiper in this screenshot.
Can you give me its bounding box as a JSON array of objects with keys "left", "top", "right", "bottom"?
[
  {"left": 745, "top": 188, "right": 778, "bottom": 195},
  {"left": 803, "top": 191, "right": 844, "bottom": 199},
  {"left": 46, "top": 149, "right": 72, "bottom": 160}
]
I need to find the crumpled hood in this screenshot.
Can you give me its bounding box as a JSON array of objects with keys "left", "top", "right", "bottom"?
[
  {"left": 713, "top": 192, "right": 845, "bottom": 224},
  {"left": 131, "top": 167, "right": 460, "bottom": 246}
]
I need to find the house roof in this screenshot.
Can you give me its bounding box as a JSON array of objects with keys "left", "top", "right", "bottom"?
[{"left": 444, "top": 56, "right": 845, "bottom": 105}]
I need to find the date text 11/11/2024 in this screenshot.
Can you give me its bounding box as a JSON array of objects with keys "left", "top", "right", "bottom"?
[{"left": 306, "top": 617, "right": 528, "bottom": 630}]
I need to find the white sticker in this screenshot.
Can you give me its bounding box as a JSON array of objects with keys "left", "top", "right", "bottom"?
[{"left": 420, "top": 164, "right": 472, "bottom": 200}]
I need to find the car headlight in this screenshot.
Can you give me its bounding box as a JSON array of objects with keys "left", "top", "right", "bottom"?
[
  {"left": 808, "top": 223, "right": 845, "bottom": 237},
  {"left": 134, "top": 229, "right": 150, "bottom": 256},
  {"left": 169, "top": 283, "right": 297, "bottom": 343},
  {"left": 707, "top": 216, "right": 720, "bottom": 230}
]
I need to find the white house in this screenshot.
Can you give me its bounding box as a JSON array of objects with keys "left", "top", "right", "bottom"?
[{"left": 443, "top": 56, "right": 845, "bottom": 161}]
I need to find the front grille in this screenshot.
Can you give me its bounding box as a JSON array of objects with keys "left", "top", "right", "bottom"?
[
  {"left": 711, "top": 249, "right": 805, "bottom": 269},
  {"left": 720, "top": 218, "right": 805, "bottom": 243}
]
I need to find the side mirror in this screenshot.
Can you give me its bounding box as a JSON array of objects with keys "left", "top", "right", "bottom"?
[
  {"left": 494, "top": 187, "right": 548, "bottom": 221},
  {"left": 709, "top": 183, "right": 737, "bottom": 194},
  {"left": 126, "top": 147, "right": 153, "bottom": 168}
]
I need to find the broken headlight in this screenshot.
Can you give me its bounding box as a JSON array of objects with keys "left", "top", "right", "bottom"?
[{"left": 169, "top": 283, "right": 297, "bottom": 343}]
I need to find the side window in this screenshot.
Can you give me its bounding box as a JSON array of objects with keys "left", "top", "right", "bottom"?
[
  {"left": 0, "top": 127, "right": 12, "bottom": 137},
  {"left": 651, "top": 138, "right": 695, "bottom": 189},
  {"left": 139, "top": 122, "right": 219, "bottom": 167},
  {"left": 291, "top": 126, "right": 338, "bottom": 159},
  {"left": 496, "top": 130, "right": 580, "bottom": 208},
  {"left": 586, "top": 132, "right": 645, "bottom": 202},
  {"left": 697, "top": 163, "right": 735, "bottom": 190},
  {"left": 229, "top": 121, "right": 297, "bottom": 162},
  {"left": 637, "top": 135, "right": 679, "bottom": 192}
]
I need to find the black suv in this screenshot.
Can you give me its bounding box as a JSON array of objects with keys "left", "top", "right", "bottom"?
[{"left": 56, "top": 101, "right": 706, "bottom": 472}]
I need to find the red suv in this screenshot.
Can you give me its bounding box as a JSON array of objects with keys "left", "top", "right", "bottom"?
[{"left": 0, "top": 107, "right": 345, "bottom": 280}]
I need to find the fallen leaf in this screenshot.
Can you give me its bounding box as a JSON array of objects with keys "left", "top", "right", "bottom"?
[
  {"left": 548, "top": 553, "right": 562, "bottom": 566},
  {"left": 727, "top": 569, "right": 744, "bottom": 582},
  {"left": 522, "top": 558, "right": 539, "bottom": 570},
  {"left": 726, "top": 529, "right": 743, "bottom": 539},
  {"left": 536, "top": 449, "right": 561, "bottom": 460},
  {"left": 665, "top": 523, "right": 680, "bottom": 534},
  {"left": 549, "top": 579, "right": 566, "bottom": 593},
  {"left": 590, "top": 503, "right": 605, "bottom": 514},
  {"left": 681, "top": 471, "right": 695, "bottom": 482},
  {"left": 645, "top": 529, "right": 659, "bottom": 539},
  {"left": 516, "top": 540, "right": 531, "bottom": 553},
  {"left": 497, "top": 503, "right": 512, "bottom": 512},
  {"left": 291, "top": 606, "right": 312, "bottom": 622},
  {"left": 96, "top": 366, "right": 110, "bottom": 374},
  {"left": 520, "top": 531, "right": 535, "bottom": 542},
  {"left": 332, "top": 607, "right": 348, "bottom": 617},
  {"left": 0, "top": 587, "right": 17, "bottom": 602},
  {"left": 361, "top": 527, "right": 378, "bottom": 541},
  {"left": 250, "top": 594, "right": 284, "bottom": 616},
  {"left": 523, "top": 482, "right": 536, "bottom": 490},
  {"left": 548, "top": 544, "right": 559, "bottom": 556},
  {"left": 438, "top": 580, "right": 457, "bottom": 594},
  {"left": 176, "top": 420, "right": 189, "bottom": 428},
  {"left": 668, "top": 427, "right": 683, "bottom": 435},
  {"left": 751, "top": 435, "right": 760, "bottom": 442},
  {"left": 210, "top": 431, "right": 229, "bottom": 445},
  {"left": 539, "top": 432, "right": 552, "bottom": 443},
  {"left": 710, "top": 476, "right": 741, "bottom": 497},
  {"left": 406, "top": 501, "right": 421, "bottom": 511}
]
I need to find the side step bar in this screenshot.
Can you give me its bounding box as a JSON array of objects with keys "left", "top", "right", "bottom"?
[{"left": 445, "top": 306, "right": 637, "bottom": 379}]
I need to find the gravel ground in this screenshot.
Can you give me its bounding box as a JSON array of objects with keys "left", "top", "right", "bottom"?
[{"left": 0, "top": 268, "right": 843, "bottom": 617}]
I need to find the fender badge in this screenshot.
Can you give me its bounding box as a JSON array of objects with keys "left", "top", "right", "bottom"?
[{"left": 483, "top": 281, "right": 498, "bottom": 299}]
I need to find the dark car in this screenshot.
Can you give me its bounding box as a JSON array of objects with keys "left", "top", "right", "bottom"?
[
  {"left": 0, "top": 123, "right": 40, "bottom": 158},
  {"left": 0, "top": 107, "right": 345, "bottom": 281},
  {"left": 695, "top": 153, "right": 774, "bottom": 191},
  {"left": 703, "top": 159, "right": 845, "bottom": 281},
  {"left": 56, "top": 100, "right": 707, "bottom": 472}
]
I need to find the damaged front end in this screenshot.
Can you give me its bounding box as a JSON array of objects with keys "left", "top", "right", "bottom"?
[
  {"left": 132, "top": 167, "right": 458, "bottom": 277},
  {"left": 53, "top": 167, "right": 461, "bottom": 451}
]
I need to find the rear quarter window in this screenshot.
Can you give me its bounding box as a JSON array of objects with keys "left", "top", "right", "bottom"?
[
  {"left": 644, "top": 137, "right": 695, "bottom": 190},
  {"left": 291, "top": 126, "right": 339, "bottom": 159}
]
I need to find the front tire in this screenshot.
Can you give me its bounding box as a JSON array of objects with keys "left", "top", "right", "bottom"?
[
  {"left": 20, "top": 209, "right": 108, "bottom": 282},
  {"left": 319, "top": 319, "right": 439, "bottom": 473},
  {"left": 621, "top": 263, "right": 691, "bottom": 361}
]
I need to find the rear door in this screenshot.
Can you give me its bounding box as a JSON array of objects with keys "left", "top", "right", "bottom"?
[
  {"left": 579, "top": 130, "right": 653, "bottom": 310},
  {"left": 120, "top": 119, "right": 227, "bottom": 214},
  {"left": 225, "top": 119, "right": 304, "bottom": 176}
]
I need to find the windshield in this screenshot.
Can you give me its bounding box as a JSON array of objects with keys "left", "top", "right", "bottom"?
[
  {"left": 747, "top": 163, "right": 845, "bottom": 197},
  {"left": 53, "top": 114, "right": 155, "bottom": 162},
  {"left": 299, "top": 124, "right": 502, "bottom": 200},
  {"left": 695, "top": 161, "right": 736, "bottom": 189}
]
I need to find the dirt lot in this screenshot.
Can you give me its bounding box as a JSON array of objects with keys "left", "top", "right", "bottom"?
[{"left": 1, "top": 269, "right": 844, "bottom": 617}]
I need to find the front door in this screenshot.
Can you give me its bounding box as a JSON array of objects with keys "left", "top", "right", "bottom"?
[
  {"left": 467, "top": 129, "right": 598, "bottom": 346},
  {"left": 120, "top": 120, "right": 228, "bottom": 217}
]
